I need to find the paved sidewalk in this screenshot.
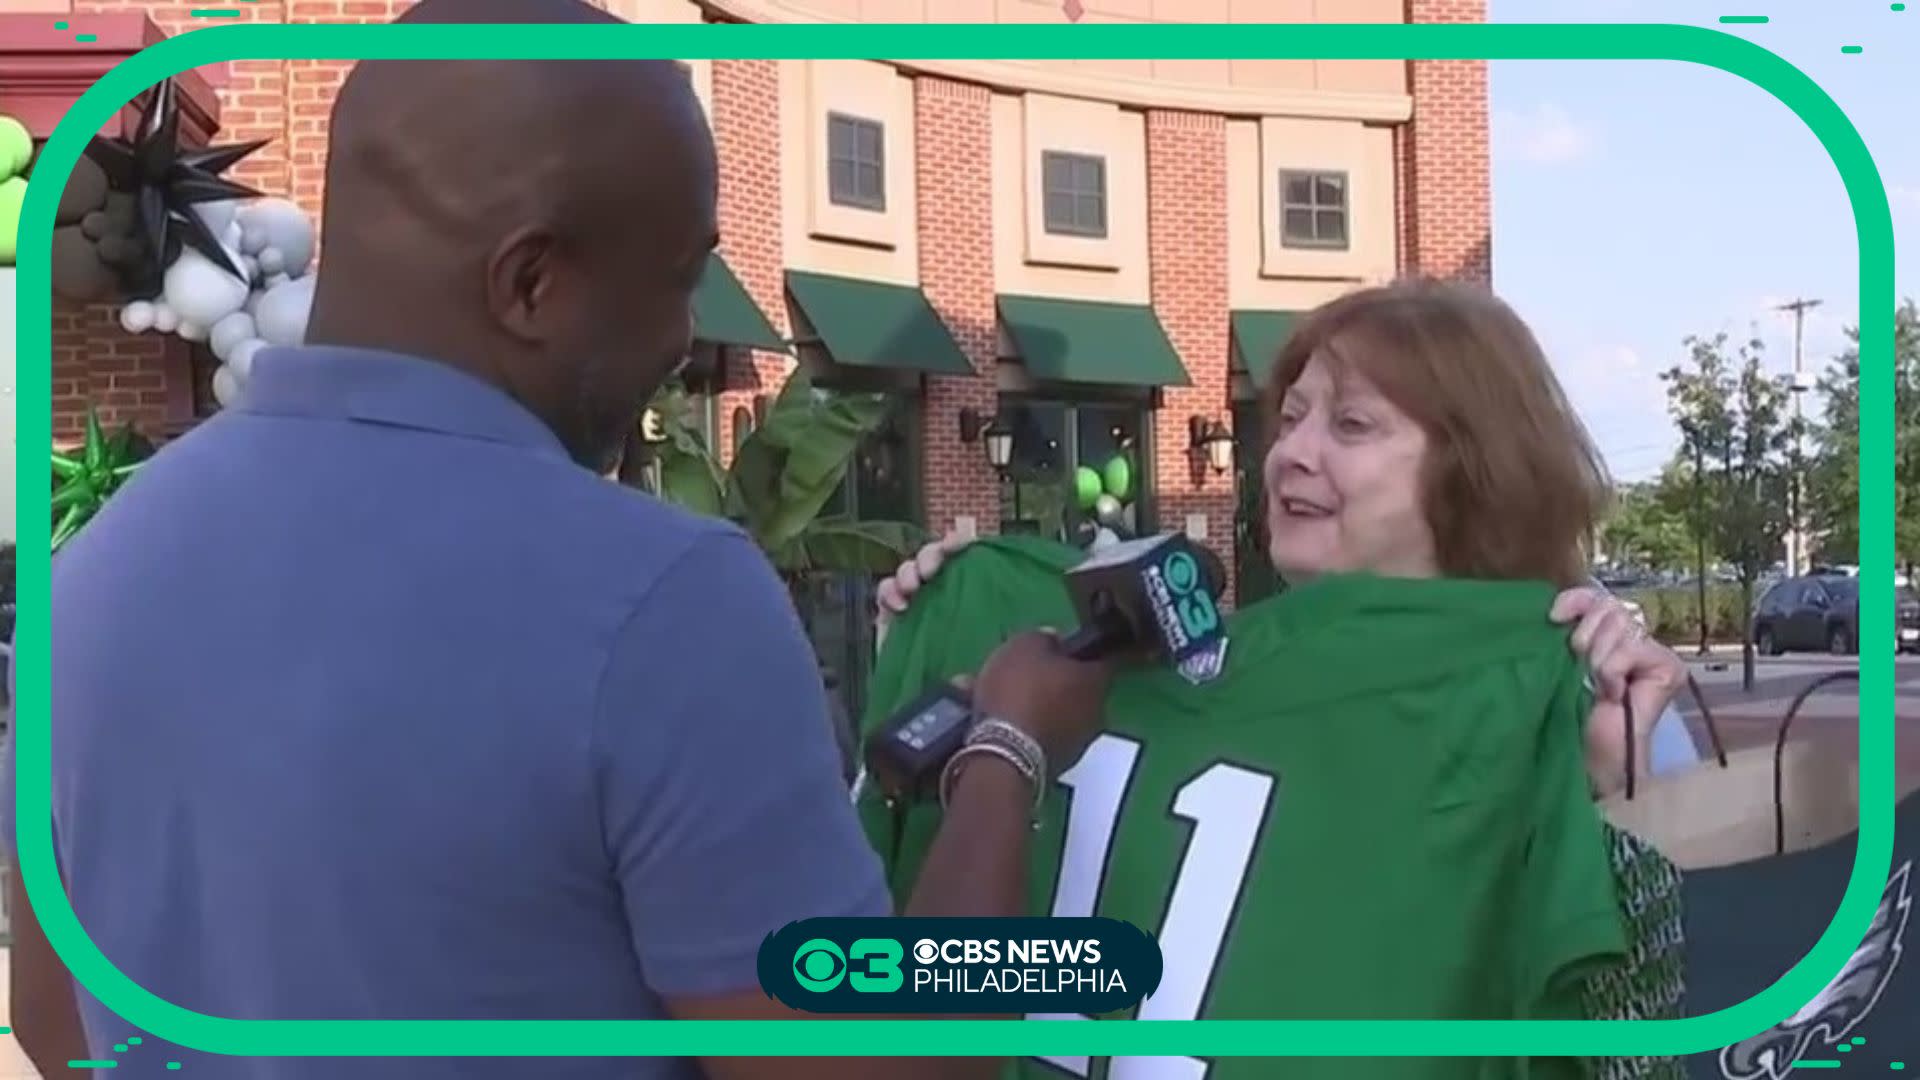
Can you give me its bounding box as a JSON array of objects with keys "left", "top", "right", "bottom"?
[{"left": 1673, "top": 654, "right": 1920, "bottom": 790}]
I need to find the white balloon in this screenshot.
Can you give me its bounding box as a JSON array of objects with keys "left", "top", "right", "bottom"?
[
  {"left": 1091, "top": 527, "right": 1121, "bottom": 552},
  {"left": 118, "top": 301, "right": 156, "bottom": 334},
  {"left": 227, "top": 337, "right": 266, "bottom": 381},
  {"left": 211, "top": 364, "right": 242, "bottom": 408},
  {"left": 210, "top": 311, "right": 256, "bottom": 362},
  {"left": 236, "top": 198, "right": 315, "bottom": 279},
  {"left": 151, "top": 302, "right": 180, "bottom": 334},
  {"left": 239, "top": 254, "right": 260, "bottom": 283},
  {"left": 160, "top": 246, "right": 251, "bottom": 329},
  {"left": 194, "top": 199, "right": 242, "bottom": 240},
  {"left": 177, "top": 320, "right": 208, "bottom": 343},
  {"left": 240, "top": 222, "right": 269, "bottom": 254},
  {"left": 258, "top": 247, "right": 285, "bottom": 276},
  {"left": 253, "top": 275, "right": 315, "bottom": 347}
]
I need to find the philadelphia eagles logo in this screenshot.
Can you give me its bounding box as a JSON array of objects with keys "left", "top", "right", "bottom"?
[{"left": 1719, "top": 861, "right": 1911, "bottom": 1080}]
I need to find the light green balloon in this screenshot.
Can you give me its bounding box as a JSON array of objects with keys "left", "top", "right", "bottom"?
[
  {"left": 0, "top": 177, "right": 26, "bottom": 266},
  {"left": 1102, "top": 455, "right": 1133, "bottom": 501},
  {"left": 0, "top": 116, "right": 29, "bottom": 179},
  {"left": 1074, "top": 466, "right": 1103, "bottom": 510}
]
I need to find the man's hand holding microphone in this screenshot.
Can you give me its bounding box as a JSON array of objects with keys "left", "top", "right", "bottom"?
[{"left": 901, "top": 627, "right": 1119, "bottom": 920}]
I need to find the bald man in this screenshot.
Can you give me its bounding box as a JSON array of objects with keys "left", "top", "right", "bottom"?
[{"left": 7, "top": 1, "right": 1116, "bottom": 1077}]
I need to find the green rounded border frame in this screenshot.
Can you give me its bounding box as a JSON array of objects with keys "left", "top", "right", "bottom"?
[{"left": 8, "top": 20, "right": 1898, "bottom": 1062}]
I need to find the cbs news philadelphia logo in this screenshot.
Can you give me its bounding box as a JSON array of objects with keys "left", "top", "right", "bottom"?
[{"left": 759, "top": 918, "right": 1162, "bottom": 1014}]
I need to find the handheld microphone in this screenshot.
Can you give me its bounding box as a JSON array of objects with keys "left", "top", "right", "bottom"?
[
  {"left": 862, "top": 532, "right": 1228, "bottom": 805},
  {"left": 1057, "top": 532, "right": 1228, "bottom": 667}
]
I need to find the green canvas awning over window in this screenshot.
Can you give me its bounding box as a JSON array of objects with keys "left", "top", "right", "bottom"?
[
  {"left": 996, "top": 294, "right": 1190, "bottom": 388},
  {"left": 1229, "top": 310, "right": 1301, "bottom": 388},
  {"left": 784, "top": 270, "right": 973, "bottom": 376},
  {"left": 692, "top": 254, "right": 788, "bottom": 353}
]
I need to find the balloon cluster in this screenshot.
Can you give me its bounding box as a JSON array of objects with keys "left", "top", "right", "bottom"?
[
  {"left": 41, "top": 80, "right": 315, "bottom": 407},
  {"left": 0, "top": 114, "right": 30, "bottom": 265},
  {"left": 1072, "top": 455, "right": 1137, "bottom": 550},
  {"left": 117, "top": 198, "right": 316, "bottom": 407}
]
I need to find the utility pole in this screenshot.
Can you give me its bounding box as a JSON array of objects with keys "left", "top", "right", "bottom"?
[{"left": 1775, "top": 297, "right": 1821, "bottom": 575}]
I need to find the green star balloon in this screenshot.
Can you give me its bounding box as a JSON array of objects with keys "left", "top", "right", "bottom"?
[{"left": 51, "top": 409, "right": 149, "bottom": 551}]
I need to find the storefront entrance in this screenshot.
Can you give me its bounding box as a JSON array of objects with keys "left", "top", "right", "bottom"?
[{"left": 995, "top": 398, "right": 1154, "bottom": 551}]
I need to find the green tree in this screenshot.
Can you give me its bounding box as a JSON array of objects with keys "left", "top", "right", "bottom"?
[
  {"left": 1806, "top": 299, "right": 1920, "bottom": 573},
  {"left": 1896, "top": 300, "right": 1920, "bottom": 574},
  {"left": 1665, "top": 331, "right": 1793, "bottom": 689},
  {"left": 1599, "top": 480, "right": 1693, "bottom": 573},
  {"left": 1664, "top": 335, "right": 1733, "bottom": 657},
  {"left": 1809, "top": 321, "right": 1860, "bottom": 565}
]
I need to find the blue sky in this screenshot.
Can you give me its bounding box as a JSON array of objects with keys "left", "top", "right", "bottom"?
[{"left": 1488, "top": 0, "right": 1916, "bottom": 482}]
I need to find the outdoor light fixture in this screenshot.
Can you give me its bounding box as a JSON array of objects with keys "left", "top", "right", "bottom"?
[
  {"left": 1190, "top": 416, "right": 1234, "bottom": 476},
  {"left": 984, "top": 422, "right": 1014, "bottom": 474},
  {"left": 960, "top": 406, "right": 1015, "bottom": 475},
  {"left": 959, "top": 406, "right": 989, "bottom": 444},
  {"left": 638, "top": 407, "right": 668, "bottom": 445},
  {"left": 731, "top": 406, "right": 755, "bottom": 453}
]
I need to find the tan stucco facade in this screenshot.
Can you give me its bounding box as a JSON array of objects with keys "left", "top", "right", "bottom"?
[{"left": 629, "top": 0, "right": 1413, "bottom": 319}]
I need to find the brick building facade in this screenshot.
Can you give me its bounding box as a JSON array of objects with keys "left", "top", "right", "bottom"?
[{"left": 15, "top": 0, "right": 1490, "bottom": 710}]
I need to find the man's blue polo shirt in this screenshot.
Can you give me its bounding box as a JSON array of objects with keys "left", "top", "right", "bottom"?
[{"left": 22, "top": 346, "right": 891, "bottom": 1078}]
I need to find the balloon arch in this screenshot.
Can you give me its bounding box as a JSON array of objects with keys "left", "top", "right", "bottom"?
[{"left": 39, "top": 79, "right": 317, "bottom": 407}]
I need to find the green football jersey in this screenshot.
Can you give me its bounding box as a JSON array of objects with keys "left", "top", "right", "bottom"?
[{"left": 857, "top": 536, "right": 1628, "bottom": 1080}]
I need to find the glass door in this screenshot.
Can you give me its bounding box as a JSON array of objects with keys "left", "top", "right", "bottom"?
[{"left": 997, "top": 399, "right": 1152, "bottom": 553}]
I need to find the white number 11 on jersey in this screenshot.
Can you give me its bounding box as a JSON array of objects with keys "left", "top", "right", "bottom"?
[{"left": 1030, "top": 733, "right": 1278, "bottom": 1080}]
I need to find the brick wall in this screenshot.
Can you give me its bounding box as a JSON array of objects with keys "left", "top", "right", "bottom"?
[
  {"left": 1145, "top": 109, "right": 1237, "bottom": 602},
  {"left": 709, "top": 58, "right": 790, "bottom": 462},
  {"left": 913, "top": 77, "right": 998, "bottom": 541},
  {"left": 50, "top": 303, "right": 194, "bottom": 440},
  {"left": 1402, "top": 0, "right": 1491, "bottom": 283}
]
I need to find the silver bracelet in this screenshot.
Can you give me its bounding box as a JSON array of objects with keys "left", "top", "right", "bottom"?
[
  {"left": 969, "top": 717, "right": 1047, "bottom": 782},
  {"left": 937, "top": 741, "right": 1038, "bottom": 812},
  {"left": 937, "top": 716, "right": 1049, "bottom": 816}
]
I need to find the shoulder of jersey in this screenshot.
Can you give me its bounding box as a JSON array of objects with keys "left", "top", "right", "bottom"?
[{"left": 1138, "top": 573, "right": 1576, "bottom": 712}]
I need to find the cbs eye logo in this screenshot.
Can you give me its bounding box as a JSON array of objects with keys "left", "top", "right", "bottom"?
[{"left": 790, "top": 937, "right": 904, "bottom": 993}]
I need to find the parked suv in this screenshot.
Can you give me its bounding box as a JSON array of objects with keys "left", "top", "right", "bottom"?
[{"left": 1750, "top": 573, "right": 1920, "bottom": 655}]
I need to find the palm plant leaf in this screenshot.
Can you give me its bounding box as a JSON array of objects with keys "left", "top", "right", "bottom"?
[
  {"left": 731, "top": 373, "right": 893, "bottom": 553},
  {"left": 645, "top": 387, "right": 729, "bottom": 518},
  {"left": 769, "top": 517, "right": 928, "bottom": 578}
]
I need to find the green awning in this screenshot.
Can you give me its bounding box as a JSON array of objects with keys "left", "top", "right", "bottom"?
[
  {"left": 784, "top": 270, "right": 972, "bottom": 376},
  {"left": 693, "top": 254, "right": 788, "bottom": 353},
  {"left": 1229, "top": 310, "right": 1301, "bottom": 388},
  {"left": 996, "top": 294, "right": 1190, "bottom": 388}
]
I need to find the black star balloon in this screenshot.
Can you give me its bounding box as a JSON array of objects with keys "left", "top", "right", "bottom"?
[{"left": 83, "top": 78, "right": 268, "bottom": 297}]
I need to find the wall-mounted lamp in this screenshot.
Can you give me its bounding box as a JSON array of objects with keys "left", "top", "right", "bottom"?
[
  {"left": 638, "top": 407, "right": 668, "bottom": 445},
  {"left": 959, "top": 406, "right": 1014, "bottom": 475},
  {"left": 731, "top": 406, "right": 755, "bottom": 454},
  {"left": 1189, "top": 416, "right": 1235, "bottom": 476}
]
